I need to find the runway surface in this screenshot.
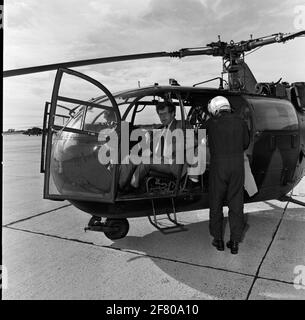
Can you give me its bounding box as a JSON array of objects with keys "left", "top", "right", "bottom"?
[{"left": 2, "top": 134, "right": 305, "bottom": 300}]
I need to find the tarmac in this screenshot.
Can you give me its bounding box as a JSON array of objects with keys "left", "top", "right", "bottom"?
[{"left": 2, "top": 134, "right": 305, "bottom": 300}]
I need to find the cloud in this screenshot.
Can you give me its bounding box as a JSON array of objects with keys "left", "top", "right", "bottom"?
[
  {"left": 5, "top": 0, "right": 302, "bottom": 67},
  {"left": 3, "top": 0, "right": 305, "bottom": 130}
]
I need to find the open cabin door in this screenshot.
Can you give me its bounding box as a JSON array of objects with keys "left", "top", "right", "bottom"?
[{"left": 43, "top": 68, "right": 121, "bottom": 203}]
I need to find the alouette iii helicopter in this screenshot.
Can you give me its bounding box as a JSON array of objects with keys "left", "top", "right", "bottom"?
[{"left": 4, "top": 30, "right": 305, "bottom": 240}]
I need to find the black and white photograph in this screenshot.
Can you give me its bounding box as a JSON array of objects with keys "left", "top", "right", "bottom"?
[{"left": 2, "top": 0, "right": 305, "bottom": 302}]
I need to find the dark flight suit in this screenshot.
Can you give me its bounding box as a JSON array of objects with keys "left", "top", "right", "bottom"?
[{"left": 206, "top": 112, "right": 250, "bottom": 242}]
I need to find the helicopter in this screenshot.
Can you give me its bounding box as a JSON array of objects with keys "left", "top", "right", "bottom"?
[{"left": 3, "top": 30, "right": 305, "bottom": 240}]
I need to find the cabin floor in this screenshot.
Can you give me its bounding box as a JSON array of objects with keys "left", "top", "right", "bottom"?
[{"left": 3, "top": 134, "right": 305, "bottom": 300}]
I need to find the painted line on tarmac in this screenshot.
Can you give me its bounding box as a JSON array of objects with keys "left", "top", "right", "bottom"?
[
  {"left": 3, "top": 204, "right": 72, "bottom": 227},
  {"left": 3, "top": 225, "right": 255, "bottom": 278},
  {"left": 3, "top": 224, "right": 297, "bottom": 291},
  {"left": 245, "top": 198, "right": 291, "bottom": 300},
  {"left": 4, "top": 225, "right": 96, "bottom": 246}
]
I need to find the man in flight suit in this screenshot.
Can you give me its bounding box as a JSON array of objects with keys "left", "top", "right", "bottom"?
[{"left": 205, "top": 96, "right": 250, "bottom": 254}]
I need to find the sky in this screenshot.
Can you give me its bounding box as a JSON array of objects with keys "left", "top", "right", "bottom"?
[{"left": 3, "top": 0, "right": 305, "bottom": 130}]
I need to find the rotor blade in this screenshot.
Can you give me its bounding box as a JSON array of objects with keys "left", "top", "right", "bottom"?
[
  {"left": 4, "top": 30, "right": 304, "bottom": 78},
  {"left": 247, "top": 30, "right": 305, "bottom": 50},
  {"left": 3, "top": 51, "right": 173, "bottom": 78},
  {"left": 3, "top": 46, "right": 217, "bottom": 78},
  {"left": 281, "top": 30, "right": 305, "bottom": 41}
]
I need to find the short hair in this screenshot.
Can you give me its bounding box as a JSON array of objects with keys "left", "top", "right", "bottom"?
[{"left": 156, "top": 101, "right": 176, "bottom": 114}]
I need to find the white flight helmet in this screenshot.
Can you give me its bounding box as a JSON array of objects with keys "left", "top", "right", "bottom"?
[{"left": 207, "top": 96, "right": 231, "bottom": 116}]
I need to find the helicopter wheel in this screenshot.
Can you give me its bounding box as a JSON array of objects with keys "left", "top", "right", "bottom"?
[{"left": 104, "top": 218, "right": 129, "bottom": 240}]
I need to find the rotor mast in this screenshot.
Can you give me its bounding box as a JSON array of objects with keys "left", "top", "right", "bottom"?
[
  {"left": 174, "top": 30, "right": 305, "bottom": 92},
  {"left": 175, "top": 30, "right": 305, "bottom": 58}
]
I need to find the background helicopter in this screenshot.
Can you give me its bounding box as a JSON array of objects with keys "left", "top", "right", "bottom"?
[{"left": 3, "top": 30, "right": 305, "bottom": 240}]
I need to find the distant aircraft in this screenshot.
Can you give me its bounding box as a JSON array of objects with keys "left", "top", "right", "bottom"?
[{"left": 22, "top": 127, "right": 43, "bottom": 136}]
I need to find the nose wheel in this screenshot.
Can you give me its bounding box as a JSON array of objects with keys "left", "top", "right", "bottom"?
[
  {"left": 104, "top": 218, "right": 129, "bottom": 240},
  {"left": 85, "top": 216, "right": 129, "bottom": 240}
]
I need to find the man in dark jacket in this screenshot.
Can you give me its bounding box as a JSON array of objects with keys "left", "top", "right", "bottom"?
[{"left": 206, "top": 96, "right": 250, "bottom": 254}]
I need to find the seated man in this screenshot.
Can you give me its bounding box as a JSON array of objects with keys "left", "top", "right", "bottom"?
[{"left": 119, "top": 101, "right": 204, "bottom": 190}]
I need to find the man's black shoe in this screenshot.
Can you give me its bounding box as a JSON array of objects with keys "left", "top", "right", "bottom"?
[
  {"left": 226, "top": 240, "right": 239, "bottom": 254},
  {"left": 212, "top": 239, "right": 224, "bottom": 251}
]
